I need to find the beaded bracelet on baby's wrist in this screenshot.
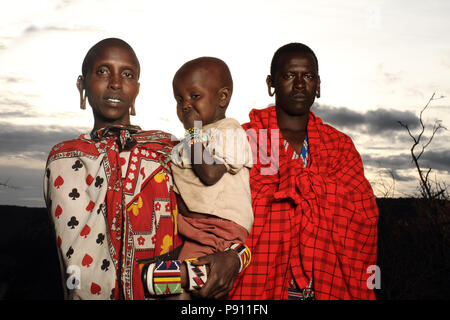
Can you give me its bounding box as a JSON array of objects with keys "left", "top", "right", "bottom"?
[{"left": 184, "top": 127, "right": 207, "bottom": 146}]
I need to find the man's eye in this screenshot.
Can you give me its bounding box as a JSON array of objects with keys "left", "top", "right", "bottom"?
[
  {"left": 283, "top": 74, "right": 294, "bottom": 80},
  {"left": 123, "top": 71, "right": 134, "bottom": 78},
  {"left": 304, "top": 74, "right": 315, "bottom": 80}
]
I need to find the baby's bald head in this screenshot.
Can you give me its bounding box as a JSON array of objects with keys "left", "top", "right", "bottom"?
[
  {"left": 173, "top": 57, "right": 234, "bottom": 126},
  {"left": 173, "top": 57, "right": 233, "bottom": 95}
]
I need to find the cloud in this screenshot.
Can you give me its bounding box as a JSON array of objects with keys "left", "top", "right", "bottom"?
[
  {"left": 23, "top": 24, "right": 101, "bottom": 36},
  {"left": 420, "top": 150, "right": 450, "bottom": 173},
  {"left": 0, "top": 97, "right": 38, "bottom": 118},
  {"left": 312, "top": 103, "right": 420, "bottom": 134},
  {"left": 0, "top": 164, "right": 46, "bottom": 207},
  {"left": 362, "top": 150, "right": 450, "bottom": 175},
  {"left": 0, "top": 122, "right": 85, "bottom": 161}
]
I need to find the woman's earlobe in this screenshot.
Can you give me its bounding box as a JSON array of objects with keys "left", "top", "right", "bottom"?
[
  {"left": 130, "top": 104, "right": 136, "bottom": 116},
  {"left": 76, "top": 76, "right": 86, "bottom": 110}
]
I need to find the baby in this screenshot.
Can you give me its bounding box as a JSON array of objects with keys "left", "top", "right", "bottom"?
[{"left": 170, "top": 57, "right": 253, "bottom": 289}]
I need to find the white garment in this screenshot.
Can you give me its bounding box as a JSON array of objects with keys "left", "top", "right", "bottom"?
[{"left": 170, "top": 118, "right": 254, "bottom": 232}]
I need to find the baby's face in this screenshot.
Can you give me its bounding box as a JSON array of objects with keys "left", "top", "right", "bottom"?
[
  {"left": 173, "top": 68, "right": 223, "bottom": 130},
  {"left": 84, "top": 44, "right": 140, "bottom": 126}
]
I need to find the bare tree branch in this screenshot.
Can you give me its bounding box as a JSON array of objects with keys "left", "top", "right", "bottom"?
[{"left": 398, "top": 92, "right": 448, "bottom": 199}]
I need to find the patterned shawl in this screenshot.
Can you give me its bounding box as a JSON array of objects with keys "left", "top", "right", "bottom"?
[{"left": 44, "top": 125, "right": 182, "bottom": 299}]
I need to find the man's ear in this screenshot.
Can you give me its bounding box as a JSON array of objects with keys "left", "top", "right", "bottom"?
[
  {"left": 76, "top": 75, "right": 86, "bottom": 110},
  {"left": 316, "top": 75, "right": 321, "bottom": 98},
  {"left": 266, "top": 75, "right": 275, "bottom": 97},
  {"left": 218, "top": 87, "right": 232, "bottom": 108}
]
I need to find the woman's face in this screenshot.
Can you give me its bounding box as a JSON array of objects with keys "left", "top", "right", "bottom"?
[
  {"left": 270, "top": 51, "right": 320, "bottom": 117},
  {"left": 84, "top": 44, "right": 140, "bottom": 130}
]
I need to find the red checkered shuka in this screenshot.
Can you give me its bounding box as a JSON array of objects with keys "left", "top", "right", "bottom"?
[{"left": 229, "top": 106, "right": 378, "bottom": 300}]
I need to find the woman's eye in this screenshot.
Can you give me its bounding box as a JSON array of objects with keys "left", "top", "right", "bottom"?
[
  {"left": 191, "top": 94, "right": 200, "bottom": 99},
  {"left": 96, "top": 67, "right": 109, "bottom": 76}
]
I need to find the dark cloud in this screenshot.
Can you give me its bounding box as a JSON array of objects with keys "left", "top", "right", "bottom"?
[
  {"left": 312, "top": 103, "right": 420, "bottom": 134},
  {"left": 0, "top": 165, "right": 46, "bottom": 207},
  {"left": 362, "top": 153, "right": 413, "bottom": 171},
  {"left": 420, "top": 150, "right": 450, "bottom": 173},
  {"left": 362, "top": 150, "right": 450, "bottom": 175},
  {"left": 0, "top": 122, "right": 86, "bottom": 161}
]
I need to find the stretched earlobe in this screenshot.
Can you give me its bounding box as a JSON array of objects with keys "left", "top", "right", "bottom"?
[
  {"left": 266, "top": 75, "right": 275, "bottom": 97},
  {"left": 130, "top": 104, "right": 136, "bottom": 116},
  {"left": 316, "top": 88, "right": 321, "bottom": 98},
  {"left": 76, "top": 75, "right": 86, "bottom": 110}
]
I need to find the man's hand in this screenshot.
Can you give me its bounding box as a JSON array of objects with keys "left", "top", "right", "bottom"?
[{"left": 190, "top": 250, "right": 240, "bottom": 299}]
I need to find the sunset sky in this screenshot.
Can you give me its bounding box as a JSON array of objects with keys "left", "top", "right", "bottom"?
[{"left": 1, "top": 0, "right": 449, "bottom": 207}]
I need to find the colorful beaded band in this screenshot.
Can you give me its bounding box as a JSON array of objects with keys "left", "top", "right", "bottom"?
[
  {"left": 185, "top": 259, "right": 208, "bottom": 291},
  {"left": 225, "top": 243, "right": 251, "bottom": 273},
  {"left": 141, "top": 262, "right": 155, "bottom": 296},
  {"left": 144, "top": 260, "right": 182, "bottom": 296},
  {"left": 184, "top": 127, "right": 208, "bottom": 146}
]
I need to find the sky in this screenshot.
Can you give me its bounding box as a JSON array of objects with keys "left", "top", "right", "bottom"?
[{"left": 1, "top": 0, "right": 449, "bottom": 207}]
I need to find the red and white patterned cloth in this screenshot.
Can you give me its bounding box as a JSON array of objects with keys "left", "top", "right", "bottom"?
[
  {"left": 44, "top": 125, "right": 182, "bottom": 299},
  {"left": 229, "top": 106, "right": 378, "bottom": 300}
]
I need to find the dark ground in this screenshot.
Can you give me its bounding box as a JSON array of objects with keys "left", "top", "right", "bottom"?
[{"left": 0, "top": 198, "right": 449, "bottom": 300}]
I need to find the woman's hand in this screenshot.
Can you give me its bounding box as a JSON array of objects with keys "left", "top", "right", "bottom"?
[{"left": 190, "top": 250, "right": 240, "bottom": 299}]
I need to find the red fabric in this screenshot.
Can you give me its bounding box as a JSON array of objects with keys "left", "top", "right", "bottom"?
[
  {"left": 177, "top": 214, "right": 248, "bottom": 261},
  {"left": 229, "top": 106, "right": 378, "bottom": 300}
]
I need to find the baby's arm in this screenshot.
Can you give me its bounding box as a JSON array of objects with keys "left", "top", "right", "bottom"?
[{"left": 189, "top": 140, "right": 227, "bottom": 186}]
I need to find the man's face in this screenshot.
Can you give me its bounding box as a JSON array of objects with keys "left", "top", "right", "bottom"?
[
  {"left": 270, "top": 51, "right": 320, "bottom": 117},
  {"left": 84, "top": 44, "right": 140, "bottom": 126}
]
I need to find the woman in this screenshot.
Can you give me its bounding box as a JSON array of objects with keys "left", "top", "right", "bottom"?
[{"left": 44, "top": 38, "right": 240, "bottom": 300}]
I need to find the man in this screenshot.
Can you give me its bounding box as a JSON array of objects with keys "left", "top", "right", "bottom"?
[{"left": 230, "top": 43, "right": 379, "bottom": 300}]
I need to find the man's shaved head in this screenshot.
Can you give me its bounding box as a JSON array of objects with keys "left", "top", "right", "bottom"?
[{"left": 82, "top": 38, "right": 140, "bottom": 78}]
